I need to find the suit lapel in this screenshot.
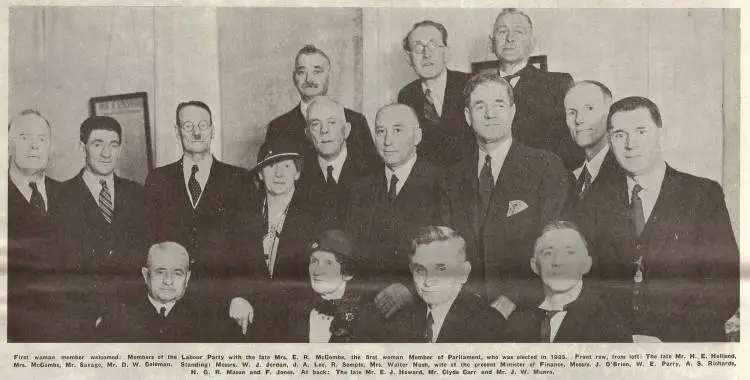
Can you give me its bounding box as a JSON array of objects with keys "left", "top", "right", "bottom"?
[
  {"left": 459, "top": 153, "right": 481, "bottom": 239},
  {"left": 170, "top": 159, "right": 194, "bottom": 211},
  {"left": 75, "top": 171, "right": 109, "bottom": 233},
  {"left": 436, "top": 290, "right": 471, "bottom": 343},
  {"left": 113, "top": 175, "right": 126, "bottom": 224},
  {"left": 485, "top": 142, "right": 522, "bottom": 223},
  {"left": 441, "top": 70, "right": 460, "bottom": 118},
  {"left": 195, "top": 157, "right": 221, "bottom": 215},
  {"left": 639, "top": 166, "right": 682, "bottom": 260}
]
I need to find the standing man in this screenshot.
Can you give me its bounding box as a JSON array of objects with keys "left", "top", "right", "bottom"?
[
  {"left": 575, "top": 96, "right": 739, "bottom": 342},
  {"left": 298, "top": 96, "right": 378, "bottom": 229},
  {"left": 491, "top": 8, "right": 582, "bottom": 170},
  {"left": 264, "top": 44, "right": 380, "bottom": 170},
  {"left": 7, "top": 109, "right": 63, "bottom": 341},
  {"left": 564, "top": 80, "right": 620, "bottom": 202},
  {"left": 145, "top": 101, "right": 254, "bottom": 276},
  {"left": 439, "top": 73, "right": 571, "bottom": 319},
  {"left": 398, "top": 20, "right": 475, "bottom": 167},
  {"left": 346, "top": 103, "right": 442, "bottom": 317}
]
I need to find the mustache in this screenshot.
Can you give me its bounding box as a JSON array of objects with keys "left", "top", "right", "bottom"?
[{"left": 302, "top": 81, "right": 319, "bottom": 89}]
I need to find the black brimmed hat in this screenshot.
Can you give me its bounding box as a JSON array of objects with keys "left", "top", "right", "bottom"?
[{"left": 251, "top": 139, "right": 303, "bottom": 172}]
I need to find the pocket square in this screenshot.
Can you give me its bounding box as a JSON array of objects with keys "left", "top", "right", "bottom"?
[{"left": 506, "top": 200, "right": 528, "bottom": 217}]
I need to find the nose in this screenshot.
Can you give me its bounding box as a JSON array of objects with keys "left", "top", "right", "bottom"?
[
  {"left": 101, "top": 144, "right": 112, "bottom": 157},
  {"left": 310, "top": 262, "right": 323, "bottom": 276},
  {"left": 319, "top": 123, "right": 330, "bottom": 135},
  {"left": 162, "top": 272, "right": 174, "bottom": 285},
  {"left": 485, "top": 105, "right": 497, "bottom": 119},
  {"left": 422, "top": 48, "right": 433, "bottom": 58},
  {"left": 575, "top": 113, "right": 584, "bottom": 126},
  {"left": 29, "top": 138, "right": 40, "bottom": 150},
  {"left": 423, "top": 272, "right": 438, "bottom": 288},
  {"left": 273, "top": 165, "right": 285, "bottom": 177},
  {"left": 625, "top": 134, "right": 636, "bottom": 150},
  {"left": 506, "top": 31, "right": 516, "bottom": 42},
  {"left": 383, "top": 130, "right": 393, "bottom": 146}
]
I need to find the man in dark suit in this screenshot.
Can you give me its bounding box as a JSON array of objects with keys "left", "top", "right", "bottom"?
[
  {"left": 96, "top": 242, "right": 230, "bottom": 342},
  {"left": 7, "top": 109, "right": 63, "bottom": 341},
  {"left": 397, "top": 20, "right": 475, "bottom": 167},
  {"left": 389, "top": 226, "right": 507, "bottom": 342},
  {"left": 491, "top": 8, "right": 582, "bottom": 170},
  {"left": 144, "top": 101, "right": 254, "bottom": 276},
  {"left": 438, "top": 73, "right": 571, "bottom": 319},
  {"left": 346, "top": 103, "right": 442, "bottom": 317},
  {"left": 564, "top": 80, "right": 620, "bottom": 202},
  {"left": 297, "top": 96, "right": 378, "bottom": 229},
  {"left": 507, "top": 221, "right": 630, "bottom": 342},
  {"left": 264, "top": 44, "right": 379, "bottom": 170},
  {"left": 575, "top": 96, "right": 739, "bottom": 342}
]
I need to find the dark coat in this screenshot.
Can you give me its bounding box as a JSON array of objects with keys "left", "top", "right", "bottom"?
[
  {"left": 345, "top": 158, "right": 442, "bottom": 286},
  {"left": 389, "top": 288, "right": 507, "bottom": 343},
  {"left": 507, "top": 284, "right": 632, "bottom": 343},
  {"left": 510, "top": 65, "right": 582, "bottom": 171},
  {"left": 144, "top": 157, "right": 255, "bottom": 276},
  {"left": 264, "top": 104, "right": 381, "bottom": 172},
  {"left": 55, "top": 169, "right": 151, "bottom": 275},
  {"left": 570, "top": 149, "right": 622, "bottom": 212},
  {"left": 574, "top": 165, "right": 739, "bottom": 341},
  {"left": 397, "top": 70, "right": 476, "bottom": 167},
  {"left": 439, "top": 141, "right": 572, "bottom": 307}
]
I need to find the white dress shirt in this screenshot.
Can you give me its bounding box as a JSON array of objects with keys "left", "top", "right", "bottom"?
[
  {"left": 498, "top": 59, "right": 528, "bottom": 88},
  {"left": 538, "top": 280, "right": 583, "bottom": 342},
  {"left": 477, "top": 138, "right": 513, "bottom": 184},
  {"left": 299, "top": 100, "right": 313, "bottom": 120},
  {"left": 147, "top": 295, "right": 177, "bottom": 317},
  {"left": 421, "top": 69, "right": 448, "bottom": 117},
  {"left": 573, "top": 145, "right": 610, "bottom": 181},
  {"left": 9, "top": 167, "right": 48, "bottom": 209},
  {"left": 385, "top": 154, "right": 418, "bottom": 197},
  {"left": 308, "top": 309, "right": 334, "bottom": 343},
  {"left": 182, "top": 154, "right": 213, "bottom": 207},
  {"left": 318, "top": 145, "right": 348, "bottom": 183},
  {"left": 82, "top": 169, "right": 115, "bottom": 206},
  {"left": 626, "top": 161, "right": 666, "bottom": 222},
  {"left": 426, "top": 290, "right": 460, "bottom": 343}
]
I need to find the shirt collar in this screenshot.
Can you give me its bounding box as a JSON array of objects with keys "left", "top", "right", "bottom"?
[
  {"left": 82, "top": 168, "right": 115, "bottom": 201},
  {"left": 580, "top": 145, "right": 609, "bottom": 180},
  {"left": 539, "top": 280, "right": 583, "bottom": 311},
  {"left": 183, "top": 154, "right": 213, "bottom": 175},
  {"left": 9, "top": 165, "right": 45, "bottom": 192},
  {"left": 498, "top": 60, "right": 529, "bottom": 77},
  {"left": 318, "top": 145, "right": 348, "bottom": 175},
  {"left": 385, "top": 154, "right": 418, "bottom": 183},
  {"left": 626, "top": 161, "right": 666, "bottom": 194},
  {"left": 421, "top": 69, "right": 448, "bottom": 97},
  {"left": 300, "top": 100, "right": 312, "bottom": 121},
  {"left": 147, "top": 294, "right": 178, "bottom": 317},
  {"left": 427, "top": 288, "right": 461, "bottom": 323},
  {"left": 477, "top": 138, "right": 513, "bottom": 178}
]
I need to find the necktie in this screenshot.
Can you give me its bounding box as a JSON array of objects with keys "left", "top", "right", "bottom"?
[
  {"left": 424, "top": 312, "right": 434, "bottom": 343},
  {"left": 576, "top": 166, "right": 592, "bottom": 199},
  {"left": 478, "top": 154, "right": 494, "bottom": 220},
  {"left": 159, "top": 306, "right": 166, "bottom": 318},
  {"left": 387, "top": 174, "right": 399, "bottom": 203},
  {"left": 503, "top": 72, "right": 521, "bottom": 84},
  {"left": 99, "top": 180, "right": 113, "bottom": 224},
  {"left": 540, "top": 310, "right": 561, "bottom": 342},
  {"left": 631, "top": 183, "right": 645, "bottom": 237},
  {"left": 423, "top": 88, "right": 440, "bottom": 124},
  {"left": 188, "top": 165, "right": 201, "bottom": 206},
  {"left": 326, "top": 165, "right": 336, "bottom": 186},
  {"left": 28, "top": 182, "right": 46, "bottom": 217}
]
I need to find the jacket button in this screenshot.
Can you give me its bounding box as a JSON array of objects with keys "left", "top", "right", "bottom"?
[
  {"left": 636, "top": 244, "right": 643, "bottom": 250},
  {"left": 108, "top": 250, "right": 114, "bottom": 255}
]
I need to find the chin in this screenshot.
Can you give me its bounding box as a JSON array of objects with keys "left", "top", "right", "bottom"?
[{"left": 544, "top": 279, "right": 578, "bottom": 294}]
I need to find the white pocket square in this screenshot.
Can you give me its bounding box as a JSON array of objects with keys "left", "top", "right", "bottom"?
[{"left": 506, "top": 200, "right": 529, "bottom": 217}]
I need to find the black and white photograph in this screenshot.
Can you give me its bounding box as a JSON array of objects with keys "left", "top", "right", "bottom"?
[{"left": 2, "top": 3, "right": 743, "bottom": 378}]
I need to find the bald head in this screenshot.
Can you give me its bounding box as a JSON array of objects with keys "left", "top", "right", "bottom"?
[
  {"left": 9, "top": 110, "right": 52, "bottom": 177},
  {"left": 374, "top": 103, "right": 422, "bottom": 169},
  {"left": 305, "top": 96, "right": 351, "bottom": 161}
]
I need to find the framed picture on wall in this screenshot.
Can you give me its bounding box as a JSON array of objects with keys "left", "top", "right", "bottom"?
[{"left": 89, "top": 91, "right": 153, "bottom": 184}]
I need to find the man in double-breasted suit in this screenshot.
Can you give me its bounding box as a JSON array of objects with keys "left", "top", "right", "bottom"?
[
  {"left": 264, "top": 44, "right": 380, "bottom": 171},
  {"left": 397, "top": 20, "right": 475, "bottom": 167},
  {"left": 438, "top": 73, "right": 571, "bottom": 319},
  {"left": 491, "top": 8, "right": 582, "bottom": 170},
  {"left": 346, "top": 103, "right": 442, "bottom": 317},
  {"left": 144, "top": 101, "right": 254, "bottom": 276},
  {"left": 389, "top": 226, "right": 507, "bottom": 343},
  {"left": 574, "top": 96, "right": 739, "bottom": 342}
]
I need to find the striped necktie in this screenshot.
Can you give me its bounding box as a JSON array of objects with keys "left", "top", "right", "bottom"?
[{"left": 99, "top": 180, "right": 113, "bottom": 224}]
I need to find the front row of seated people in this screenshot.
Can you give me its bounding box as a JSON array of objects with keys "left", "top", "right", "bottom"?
[{"left": 95, "top": 222, "right": 632, "bottom": 343}]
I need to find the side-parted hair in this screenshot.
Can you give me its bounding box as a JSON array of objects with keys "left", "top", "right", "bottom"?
[
  {"left": 176, "top": 100, "right": 213, "bottom": 127},
  {"left": 568, "top": 80, "right": 613, "bottom": 101},
  {"left": 533, "top": 220, "right": 589, "bottom": 256},
  {"left": 410, "top": 226, "right": 467, "bottom": 261},
  {"left": 80, "top": 116, "right": 122, "bottom": 143},
  {"left": 606, "top": 96, "right": 662, "bottom": 131},
  {"left": 494, "top": 8, "right": 534, "bottom": 31},
  {"left": 295, "top": 44, "right": 331, "bottom": 67},
  {"left": 306, "top": 96, "right": 346, "bottom": 123},
  {"left": 9, "top": 109, "right": 51, "bottom": 131},
  {"left": 463, "top": 73, "right": 515, "bottom": 108},
  {"left": 402, "top": 20, "right": 449, "bottom": 51},
  {"left": 145, "top": 241, "right": 191, "bottom": 269}
]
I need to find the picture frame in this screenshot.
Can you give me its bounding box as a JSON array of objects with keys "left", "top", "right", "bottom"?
[{"left": 89, "top": 91, "right": 153, "bottom": 184}]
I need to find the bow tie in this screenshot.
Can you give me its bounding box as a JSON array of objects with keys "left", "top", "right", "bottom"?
[{"left": 313, "top": 297, "right": 341, "bottom": 317}]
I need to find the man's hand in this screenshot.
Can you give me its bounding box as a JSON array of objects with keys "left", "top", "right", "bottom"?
[
  {"left": 374, "top": 283, "right": 414, "bottom": 319},
  {"left": 229, "top": 297, "right": 254, "bottom": 335},
  {"left": 490, "top": 296, "right": 516, "bottom": 319}
]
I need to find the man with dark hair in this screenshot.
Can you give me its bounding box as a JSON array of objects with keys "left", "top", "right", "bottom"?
[
  {"left": 7, "top": 109, "right": 64, "bottom": 341},
  {"left": 144, "top": 101, "right": 254, "bottom": 275},
  {"left": 398, "top": 20, "right": 475, "bottom": 167},
  {"left": 388, "top": 226, "right": 507, "bottom": 342},
  {"left": 264, "top": 44, "right": 380, "bottom": 172},
  {"left": 439, "top": 73, "right": 571, "bottom": 320},
  {"left": 575, "top": 96, "right": 739, "bottom": 342},
  {"left": 564, "top": 80, "right": 619, "bottom": 202},
  {"left": 490, "top": 8, "right": 582, "bottom": 170}
]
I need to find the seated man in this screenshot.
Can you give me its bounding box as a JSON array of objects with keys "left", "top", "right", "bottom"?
[
  {"left": 229, "top": 230, "right": 384, "bottom": 342},
  {"left": 507, "top": 221, "right": 631, "bottom": 342},
  {"left": 96, "top": 241, "right": 230, "bottom": 342},
  {"left": 389, "top": 226, "right": 507, "bottom": 342}
]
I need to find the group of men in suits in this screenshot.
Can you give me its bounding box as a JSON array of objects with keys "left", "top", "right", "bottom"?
[{"left": 7, "top": 7, "right": 738, "bottom": 343}]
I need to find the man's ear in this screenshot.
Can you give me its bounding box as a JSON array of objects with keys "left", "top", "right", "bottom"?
[
  {"left": 343, "top": 122, "right": 351, "bottom": 139},
  {"left": 343, "top": 274, "right": 354, "bottom": 282},
  {"left": 459, "top": 261, "right": 471, "bottom": 284},
  {"left": 141, "top": 267, "right": 149, "bottom": 285},
  {"left": 509, "top": 104, "right": 517, "bottom": 123},
  {"left": 530, "top": 257, "right": 540, "bottom": 276},
  {"left": 464, "top": 106, "right": 472, "bottom": 127},
  {"left": 403, "top": 50, "right": 415, "bottom": 68},
  {"left": 78, "top": 141, "right": 86, "bottom": 157},
  {"left": 185, "top": 270, "right": 192, "bottom": 286},
  {"left": 581, "top": 255, "right": 592, "bottom": 275},
  {"left": 414, "top": 127, "right": 423, "bottom": 147}
]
